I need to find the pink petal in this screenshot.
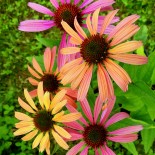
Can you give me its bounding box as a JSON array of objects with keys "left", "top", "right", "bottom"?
[
  {"left": 57, "top": 33, "right": 68, "bottom": 71},
  {"left": 50, "top": 0, "right": 59, "bottom": 8},
  {"left": 28, "top": 2, "right": 54, "bottom": 16},
  {"left": 107, "top": 14, "right": 140, "bottom": 41},
  {"left": 104, "top": 59, "right": 131, "bottom": 92},
  {"left": 66, "top": 141, "right": 85, "bottom": 155},
  {"left": 19, "top": 20, "right": 55, "bottom": 32},
  {"left": 74, "top": 0, "right": 81, "bottom": 5},
  {"left": 77, "top": 65, "right": 93, "bottom": 101},
  {"left": 105, "top": 112, "right": 129, "bottom": 128},
  {"left": 104, "top": 144, "right": 116, "bottom": 155},
  {"left": 109, "top": 54, "right": 148, "bottom": 65},
  {"left": 29, "top": 89, "right": 37, "bottom": 98},
  {"left": 80, "top": 0, "right": 93, "bottom": 9},
  {"left": 66, "top": 0, "right": 70, "bottom": 3},
  {"left": 63, "top": 95, "right": 77, "bottom": 109},
  {"left": 65, "top": 88, "right": 77, "bottom": 98},
  {"left": 94, "top": 96, "right": 103, "bottom": 123},
  {"left": 67, "top": 132, "right": 83, "bottom": 141},
  {"left": 100, "top": 146, "right": 108, "bottom": 154},
  {"left": 100, "top": 96, "right": 116, "bottom": 124},
  {"left": 64, "top": 122, "right": 84, "bottom": 131},
  {"left": 66, "top": 104, "right": 88, "bottom": 126},
  {"left": 80, "top": 146, "right": 89, "bottom": 155},
  {"left": 95, "top": 149, "right": 100, "bottom": 155},
  {"left": 80, "top": 98, "right": 93, "bottom": 123},
  {"left": 107, "top": 134, "right": 138, "bottom": 143},
  {"left": 108, "top": 125, "right": 143, "bottom": 135},
  {"left": 82, "top": 0, "right": 115, "bottom": 14}
]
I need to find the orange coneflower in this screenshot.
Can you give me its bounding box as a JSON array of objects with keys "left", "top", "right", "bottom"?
[
  {"left": 14, "top": 82, "right": 81, "bottom": 154},
  {"left": 60, "top": 8, "right": 148, "bottom": 102},
  {"left": 28, "top": 46, "right": 77, "bottom": 108}
]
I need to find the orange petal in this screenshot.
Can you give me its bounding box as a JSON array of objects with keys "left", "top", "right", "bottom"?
[
  {"left": 86, "top": 14, "right": 93, "bottom": 35},
  {"left": 15, "top": 121, "right": 34, "bottom": 128},
  {"left": 92, "top": 7, "right": 100, "bottom": 34},
  {"left": 61, "top": 47, "right": 80, "bottom": 54},
  {"left": 14, "top": 126, "right": 34, "bottom": 136},
  {"left": 39, "top": 132, "right": 49, "bottom": 152},
  {"left": 22, "top": 129, "right": 38, "bottom": 141},
  {"left": 28, "top": 77, "right": 39, "bottom": 86},
  {"left": 15, "top": 112, "right": 33, "bottom": 121},
  {"left": 32, "top": 57, "right": 43, "bottom": 75},
  {"left": 28, "top": 65, "right": 41, "bottom": 79}
]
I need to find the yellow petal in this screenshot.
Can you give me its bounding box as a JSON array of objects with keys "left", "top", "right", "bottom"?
[
  {"left": 54, "top": 125, "right": 71, "bottom": 139},
  {"left": 52, "top": 100, "right": 67, "bottom": 115},
  {"left": 37, "top": 82, "right": 44, "bottom": 109},
  {"left": 15, "top": 112, "right": 33, "bottom": 121},
  {"left": 24, "top": 89, "right": 38, "bottom": 111},
  {"left": 49, "top": 90, "right": 67, "bottom": 110},
  {"left": 32, "top": 132, "right": 43, "bottom": 149},
  {"left": 54, "top": 112, "right": 82, "bottom": 123},
  {"left": 39, "top": 132, "right": 49, "bottom": 152},
  {"left": 52, "top": 111, "right": 65, "bottom": 121},
  {"left": 22, "top": 129, "right": 38, "bottom": 141},
  {"left": 46, "top": 140, "right": 50, "bottom": 155},
  {"left": 14, "top": 126, "right": 34, "bottom": 136},
  {"left": 18, "top": 97, "right": 35, "bottom": 113},
  {"left": 15, "top": 121, "right": 33, "bottom": 128},
  {"left": 43, "top": 92, "right": 50, "bottom": 111},
  {"left": 52, "top": 129, "right": 69, "bottom": 150}
]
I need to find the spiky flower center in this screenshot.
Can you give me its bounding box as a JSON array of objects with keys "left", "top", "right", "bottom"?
[
  {"left": 54, "top": 4, "right": 83, "bottom": 31},
  {"left": 83, "top": 124, "right": 107, "bottom": 148},
  {"left": 80, "top": 34, "right": 109, "bottom": 64},
  {"left": 41, "top": 74, "right": 60, "bottom": 94},
  {"left": 33, "top": 110, "right": 54, "bottom": 132}
]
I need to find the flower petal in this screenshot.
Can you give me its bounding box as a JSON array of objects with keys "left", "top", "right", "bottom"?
[
  {"left": 39, "top": 132, "right": 49, "bottom": 152},
  {"left": 92, "top": 7, "right": 100, "bottom": 34},
  {"left": 28, "top": 77, "right": 39, "bottom": 86},
  {"left": 43, "top": 92, "right": 50, "bottom": 111},
  {"left": 15, "top": 112, "right": 33, "bottom": 121},
  {"left": 32, "top": 132, "right": 43, "bottom": 148},
  {"left": 14, "top": 126, "right": 34, "bottom": 136},
  {"left": 50, "top": 0, "right": 59, "bottom": 8},
  {"left": 52, "top": 100, "right": 67, "bottom": 114},
  {"left": 22, "top": 129, "right": 38, "bottom": 141},
  {"left": 37, "top": 82, "right": 44, "bottom": 109},
  {"left": 32, "top": 57, "right": 43, "bottom": 75},
  {"left": 28, "top": 65, "right": 41, "bottom": 79},
  {"left": 61, "top": 47, "right": 80, "bottom": 54}
]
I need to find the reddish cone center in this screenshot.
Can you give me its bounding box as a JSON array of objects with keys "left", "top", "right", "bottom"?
[
  {"left": 83, "top": 124, "right": 107, "bottom": 148},
  {"left": 41, "top": 74, "right": 60, "bottom": 94},
  {"left": 54, "top": 4, "right": 83, "bottom": 31},
  {"left": 80, "top": 34, "right": 109, "bottom": 64},
  {"left": 34, "top": 110, "right": 54, "bottom": 132}
]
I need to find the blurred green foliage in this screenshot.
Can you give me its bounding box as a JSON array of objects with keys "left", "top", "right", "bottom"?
[{"left": 1, "top": 0, "right": 155, "bottom": 154}]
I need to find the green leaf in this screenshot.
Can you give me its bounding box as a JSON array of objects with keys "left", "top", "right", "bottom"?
[
  {"left": 141, "top": 128, "right": 155, "bottom": 153},
  {"left": 136, "top": 46, "right": 145, "bottom": 56},
  {"left": 121, "top": 142, "right": 138, "bottom": 155},
  {"left": 36, "top": 35, "right": 60, "bottom": 47}
]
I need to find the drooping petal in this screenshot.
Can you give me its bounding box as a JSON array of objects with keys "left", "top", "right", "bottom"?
[
  {"left": 19, "top": 20, "right": 55, "bottom": 32},
  {"left": 32, "top": 132, "right": 43, "bottom": 148},
  {"left": 54, "top": 125, "right": 71, "bottom": 139},
  {"left": 109, "top": 54, "right": 148, "bottom": 65},
  {"left": 107, "top": 134, "right": 138, "bottom": 143},
  {"left": 22, "top": 129, "right": 38, "bottom": 141},
  {"left": 80, "top": 98, "right": 93, "bottom": 123},
  {"left": 24, "top": 89, "right": 38, "bottom": 111},
  {"left": 15, "top": 112, "right": 33, "bottom": 121},
  {"left": 52, "top": 129, "right": 69, "bottom": 150},
  {"left": 28, "top": 2, "right": 54, "bottom": 16},
  {"left": 108, "top": 41, "right": 142, "bottom": 54},
  {"left": 105, "top": 112, "right": 129, "bottom": 128},
  {"left": 77, "top": 65, "right": 93, "bottom": 101},
  {"left": 108, "top": 125, "right": 143, "bottom": 135},
  {"left": 100, "top": 9, "right": 118, "bottom": 35},
  {"left": 66, "top": 141, "right": 85, "bottom": 155},
  {"left": 104, "top": 59, "right": 131, "bottom": 91}
]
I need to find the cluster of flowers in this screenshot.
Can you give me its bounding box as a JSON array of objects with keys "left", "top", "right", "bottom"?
[{"left": 14, "top": 0, "right": 148, "bottom": 154}]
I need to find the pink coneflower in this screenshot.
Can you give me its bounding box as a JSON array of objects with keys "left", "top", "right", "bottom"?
[
  {"left": 28, "top": 46, "right": 77, "bottom": 108},
  {"left": 64, "top": 96, "right": 143, "bottom": 155},
  {"left": 19, "top": 0, "right": 117, "bottom": 70},
  {"left": 60, "top": 8, "right": 148, "bottom": 102},
  {"left": 14, "top": 82, "right": 82, "bottom": 154}
]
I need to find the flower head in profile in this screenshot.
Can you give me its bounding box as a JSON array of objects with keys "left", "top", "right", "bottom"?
[
  {"left": 60, "top": 8, "right": 148, "bottom": 102},
  {"left": 14, "top": 82, "right": 81, "bottom": 154},
  {"left": 64, "top": 96, "right": 143, "bottom": 155},
  {"left": 28, "top": 46, "right": 77, "bottom": 108}
]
